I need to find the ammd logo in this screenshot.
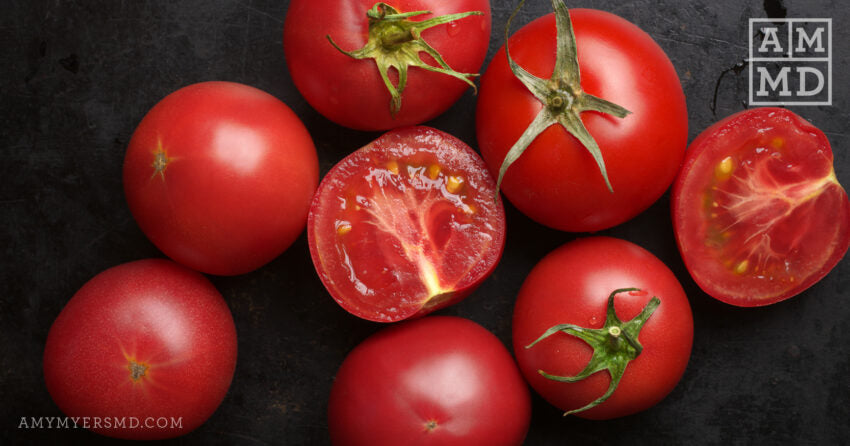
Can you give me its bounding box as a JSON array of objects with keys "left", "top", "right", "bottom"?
[{"left": 749, "top": 18, "right": 832, "bottom": 106}]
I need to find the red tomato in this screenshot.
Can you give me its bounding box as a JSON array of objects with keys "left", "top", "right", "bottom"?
[
  {"left": 308, "top": 126, "right": 505, "bottom": 322},
  {"left": 513, "top": 237, "right": 693, "bottom": 420},
  {"left": 284, "top": 0, "right": 491, "bottom": 130},
  {"left": 672, "top": 108, "right": 850, "bottom": 306},
  {"left": 43, "top": 259, "right": 237, "bottom": 440},
  {"left": 328, "top": 316, "right": 530, "bottom": 446},
  {"left": 476, "top": 8, "right": 687, "bottom": 232},
  {"left": 123, "top": 81, "right": 319, "bottom": 276}
]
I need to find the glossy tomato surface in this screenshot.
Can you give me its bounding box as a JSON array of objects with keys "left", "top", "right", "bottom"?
[
  {"left": 672, "top": 108, "right": 850, "bottom": 306},
  {"left": 513, "top": 237, "right": 693, "bottom": 420},
  {"left": 123, "top": 81, "right": 319, "bottom": 276},
  {"left": 43, "top": 259, "right": 238, "bottom": 440},
  {"left": 476, "top": 9, "right": 687, "bottom": 232},
  {"left": 328, "top": 316, "right": 530, "bottom": 446},
  {"left": 284, "top": 0, "right": 491, "bottom": 130},
  {"left": 308, "top": 126, "right": 505, "bottom": 322}
]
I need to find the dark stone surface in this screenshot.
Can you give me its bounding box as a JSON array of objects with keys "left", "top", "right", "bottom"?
[{"left": 1, "top": 0, "right": 848, "bottom": 444}]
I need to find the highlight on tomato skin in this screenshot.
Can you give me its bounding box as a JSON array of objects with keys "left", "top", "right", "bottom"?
[
  {"left": 307, "top": 126, "right": 506, "bottom": 322},
  {"left": 672, "top": 107, "right": 850, "bottom": 307}
]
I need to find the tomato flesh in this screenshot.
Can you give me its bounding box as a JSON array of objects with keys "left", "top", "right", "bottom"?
[
  {"left": 308, "top": 127, "right": 505, "bottom": 322},
  {"left": 673, "top": 108, "right": 850, "bottom": 306}
]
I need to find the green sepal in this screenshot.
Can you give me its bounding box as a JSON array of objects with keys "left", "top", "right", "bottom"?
[
  {"left": 327, "top": 2, "right": 481, "bottom": 116},
  {"left": 525, "top": 288, "right": 661, "bottom": 416},
  {"left": 495, "top": 0, "right": 631, "bottom": 198}
]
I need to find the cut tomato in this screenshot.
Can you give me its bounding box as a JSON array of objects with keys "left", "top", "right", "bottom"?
[
  {"left": 308, "top": 126, "right": 505, "bottom": 322},
  {"left": 672, "top": 108, "right": 850, "bottom": 306}
]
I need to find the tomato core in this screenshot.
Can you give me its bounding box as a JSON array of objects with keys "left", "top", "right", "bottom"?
[{"left": 332, "top": 158, "right": 474, "bottom": 302}]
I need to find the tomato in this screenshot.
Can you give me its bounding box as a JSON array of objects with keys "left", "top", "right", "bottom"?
[
  {"left": 476, "top": 6, "right": 687, "bottom": 232},
  {"left": 43, "top": 259, "right": 237, "bottom": 440},
  {"left": 512, "top": 237, "right": 693, "bottom": 420},
  {"left": 672, "top": 108, "right": 850, "bottom": 306},
  {"left": 123, "top": 81, "right": 319, "bottom": 276},
  {"left": 284, "top": 0, "right": 491, "bottom": 130},
  {"left": 308, "top": 126, "right": 505, "bottom": 322},
  {"left": 328, "top": 316, "right": 530, "bottom": 445}
]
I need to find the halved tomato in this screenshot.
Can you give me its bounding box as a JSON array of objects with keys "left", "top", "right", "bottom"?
[
  {"left": 308, "top": 126, "right": 505, "bottom": 322},
  {"left": 672, "top": 108, "right": 850, "bottom": 306}
]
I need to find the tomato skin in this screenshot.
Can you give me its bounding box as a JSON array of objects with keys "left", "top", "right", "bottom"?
[
  {"left": 672, "top": 107, "right": 850, "bottom": 306},
  {"left": 328, "top": 316, "right": 530, "bottom": 446},
  {"left": 308, "top": 126, "right": 505, "bottom": 322},
  {"left": 123, "top": 81, "right": 319, "bottom": 276},
  {"left": 284, "top": 0, "right": 491, "bottom": 131},
  {"left": 43, "top": 259, "right": 237, "bottom": 440},
  {"left": 476, "top": 9, "right": 687, "bottom": 232},
  {"left": 512, "top": 237, "right": 693, "bottom": 420}
]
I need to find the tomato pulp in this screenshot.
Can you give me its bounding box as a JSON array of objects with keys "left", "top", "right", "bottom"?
[
  {"left": 308, "top": 126, "right": 505, "bottom": 322},
  {"left": 124, "top": 81, "right": 319, "bottom": 276},
  {"left": 672, "top": 108, "right": 850, "bottom": 306},
  {"left": 43, "top": 260, "right": 238, "bottom": 440},
  {"left": 513, "top": 237, "right": 693, "bottom": 419},
  {"left": 476, "top": 8, "right": 687, "bottom": 232},
  {"left": 328, "top": 316, "right": 530, "bottom": 445}
]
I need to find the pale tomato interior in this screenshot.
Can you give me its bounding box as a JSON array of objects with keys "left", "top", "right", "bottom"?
[
  {"left": 678, "top": 114, "right": 849, "bottom": 305},
  {"left": 309, "top": 130, "right": 504, "bottom": 322}
]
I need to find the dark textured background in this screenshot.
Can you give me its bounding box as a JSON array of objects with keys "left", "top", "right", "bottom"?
[{"left": 2, "top": 0, "right": 848, "bottom": 444}]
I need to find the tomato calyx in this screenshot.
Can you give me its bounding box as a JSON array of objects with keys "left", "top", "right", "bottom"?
[
  {"left": 495, "top": 0, "right": 631, "bottom": 195},
  {"left": 326, "top": 2, "right": 481, "bottom": 116},
  {"left": 525, "top": 287, "right": 660, "bottom": 416}
]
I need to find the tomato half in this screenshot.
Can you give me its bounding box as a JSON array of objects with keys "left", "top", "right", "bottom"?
[
  {"left": 123, "top": 81, "right": 319, "bottom": 276},
  {"left": 476, "top": 8, "right": 687, "bottom": 232},
  {"left": 284, "top": 0, "right": 491, "bottom": 130},
  {"left": 672, "top": 108, "right": 850, "bottom": 306},
  {"left": 328, "top": 316, "right": 530, "bottom": 446},
  {"left": 513, "top": 237, "right": 693, "bottom": 420},
  {"left": 308, "top": 126, "right": 505, "bottom": 322},
  {"left": 43, "top": 259, "right": 237, "bottom": 440}
]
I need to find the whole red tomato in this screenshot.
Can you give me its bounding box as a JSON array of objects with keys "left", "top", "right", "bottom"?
[
  {"left": 123, "top": 81, "right": 319, "bottom": 276},
  {"left": 308, "top": 126, "right": 505, "bottom": 322},
  {"left": 284, "top": 0, "right": 491, "bottom": 130},
  {"left": 513, "top": 237, "right": 693, "bottom": 419},
  {"left": 328, "top": 316, "right": 530, "bottom": 445},
  {"left": 476, "top": 6, "right": 687, "bottom": 232},
  {"left": 43, "top": 259, "right": 237, "bottom": 440},
  {"left": 672, "top": 108, "right": 850, "bottom": 306}
]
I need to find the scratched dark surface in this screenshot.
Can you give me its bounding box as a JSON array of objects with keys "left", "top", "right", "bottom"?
[{"left": 2, "top": 0, "right": 848, "bottom": 444}]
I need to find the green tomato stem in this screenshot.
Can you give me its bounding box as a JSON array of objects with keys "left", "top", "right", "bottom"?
[{"left": 526, "top": 288, "right": 660, "bottom": 416}]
